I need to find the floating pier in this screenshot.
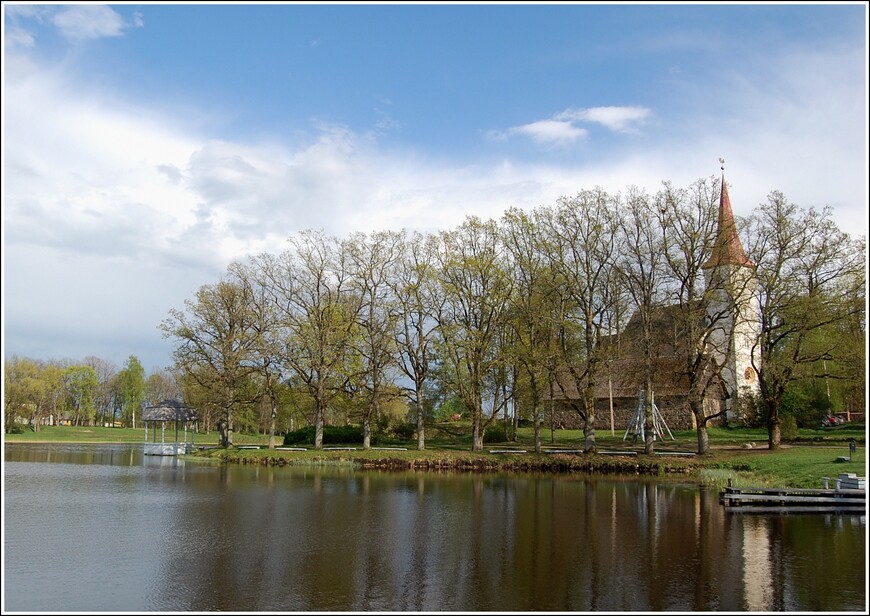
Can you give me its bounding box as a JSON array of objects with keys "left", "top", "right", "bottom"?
[{"left": 720, "top": 480, "right": 865, "bottom": 514}]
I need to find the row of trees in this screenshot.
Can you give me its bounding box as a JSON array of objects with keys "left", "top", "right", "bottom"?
[
  {"left": 161, "top": 176, "right": 865, "bottom": 453},
  {"left": 3, "top": 355, "right": 179, "bottom": 433}
]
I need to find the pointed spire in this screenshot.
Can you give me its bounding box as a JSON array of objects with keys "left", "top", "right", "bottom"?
[{"left": 702, "top": 163, "right": 754, "bottom": 269}]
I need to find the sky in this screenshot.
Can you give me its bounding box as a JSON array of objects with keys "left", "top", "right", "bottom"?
[{"left": 2, "top": 2, "right": 868, "bottom": 374}]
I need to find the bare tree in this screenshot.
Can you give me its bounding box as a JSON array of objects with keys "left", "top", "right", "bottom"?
[
  {"left": 85, "top": 356, "right": 117, "bottom": 427},
  {"left": 390, "top": 231, "right": 441, "bottom": 450},
  {"left": 541, "top": 189, "right": 622, "bottom": 453},
  {"left": 656, "top": 178, "right": 732, "bottom": 454},
  {"left": 616, "top": 188, "right": 667, "bottom": 455},
  {"left": 345, "top": 230, "right": 403, "bottom": 449},
  {"left": 231, "top": 258, "right": 285, "bottom": 448},
  {"left": 264, "top": 230, "right": 363, "bottom": 449}
]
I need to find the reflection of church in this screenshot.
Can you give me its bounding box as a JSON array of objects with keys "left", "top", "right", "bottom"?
[{"left": 552, "top": 172, "right": 761, "bottom": 431}]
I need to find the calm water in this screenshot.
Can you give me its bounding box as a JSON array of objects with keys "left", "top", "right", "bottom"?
[{"left": 3, "top": 443, "right": 866, "bottom": 612}]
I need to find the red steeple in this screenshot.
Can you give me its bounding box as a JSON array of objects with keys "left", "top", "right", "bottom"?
[{"left": 702, "top": 173, "right": 754, "bottom": 269}]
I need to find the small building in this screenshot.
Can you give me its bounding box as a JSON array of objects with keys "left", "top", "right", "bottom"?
[{"left": 142, "top": 399, "right": 198, "bottom": 456}]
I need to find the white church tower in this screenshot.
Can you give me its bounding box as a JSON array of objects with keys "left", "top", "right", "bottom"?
[{"left": 702, "top": 163, "right": 761, "bottom": 422}]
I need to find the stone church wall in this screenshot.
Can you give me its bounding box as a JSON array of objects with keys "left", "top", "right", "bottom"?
[{"left": 549, "top": 396, "right": 700, "bottom": 433}]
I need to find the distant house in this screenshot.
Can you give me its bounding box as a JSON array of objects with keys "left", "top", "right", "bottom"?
[
  {"left": 550, "top": 172, "right": 760, "bottom": 432},
  {"left": 142, "top": 399, "right": 198, "bottom": 456}
]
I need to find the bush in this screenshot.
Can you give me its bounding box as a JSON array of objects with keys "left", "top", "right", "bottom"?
[
  {"left": 779, "top": 415, "right": 799, "bottom": 441},
  {"left": 389, "top": 421, "right": 416, "bottom": 440},
  {"left": 283, "top": 424, "right": 364, "bottom": 446},
  {"left": 483, "top": 424, "right": 507, "bottom": 443},
  {"left": 8, "top": 423, "right": 29, "bottom": 435}
]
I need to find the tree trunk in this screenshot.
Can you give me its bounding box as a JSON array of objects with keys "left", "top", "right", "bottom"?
[
  {"left": 314, "top": 382, "right": 325, "bottom": 449},
  {"left": 768, "top": 415, "right": 781, "bottom": 450},
  {"left": 644, "top": 390, "right": 655, "bottom": 455},
  {"left": 363, "top": 416, "right": 371, "bottom": 450},
  {"left": 583, "top": 388, "right": 597, "bottom": 453},
  {"left": 472, "top": 415, "right": 483, "bottom": 452},
  {"left": 696, "top": 424, "right": 710, "bottom": 455},
  {"left": 315, "top": 405, "right": 324, "bottom": 450},
  {"left": 267, "top": 398, "right": 277, "bottom": 449},
  {"left": 533, "top": 403, "right": 541, "bottom": 455},
  {"left": 416, "top": 384, "right": 425, "bottom": 451}
]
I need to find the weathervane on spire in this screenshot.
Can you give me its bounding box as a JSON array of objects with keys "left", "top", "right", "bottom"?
[{"left": 719, "top": 157, "right": 725, "bottom": 171}]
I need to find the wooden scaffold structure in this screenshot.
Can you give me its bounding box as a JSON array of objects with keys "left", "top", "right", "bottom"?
[{"left": 623, "top": 389, "right": 674, "bottom": 444}]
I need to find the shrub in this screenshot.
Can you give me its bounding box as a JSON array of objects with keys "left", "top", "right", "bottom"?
[
  {"left": 779, "top": 415, "right": 799, "bottom": 441},
  {"left": 283, "top": 424, "right": 364, "bottom": 446},
  {"left": 483, "top": 424, "right": 507, "bottom": 443},
  {"left": 9, "top": 423, "right": 28, "bottom": 435},
  {"left": 390, "top": 421, "right": 416, "bottom": 440}
]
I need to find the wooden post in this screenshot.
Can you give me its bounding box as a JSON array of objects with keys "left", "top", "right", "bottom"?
[{"left": 609, "top": 376, "right": 615, "bottom": 436}]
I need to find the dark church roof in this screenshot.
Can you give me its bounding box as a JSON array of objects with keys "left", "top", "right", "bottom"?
[{"left": 142, "top": 399, "right": 197, "bottom": 422}]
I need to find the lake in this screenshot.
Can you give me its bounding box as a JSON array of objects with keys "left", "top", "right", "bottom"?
[{"left": 3, "top": 443, "right": 866, "bottom": 612}]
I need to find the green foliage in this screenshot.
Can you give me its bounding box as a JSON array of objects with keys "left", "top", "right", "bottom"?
[
  {"left": 8, "top": 422, "right": 30, "bottom": 434},
  {"left": 283, "top": 424, "right": 364, "bottom": 445},
  {"left": 779, "top": 414, "right": 799, "bottom": 441},
  {"left": 389, "top": 421, "right": 416, "bottom": 440},
  {"left": 483, "top": 424, "right": 507, "bottom": 443},
  {"left": 117, "top": 355, "right": 146, "bottom": 427},
  {"left": 780, "top": 380, "right": 836, "bottom": 428},
  {"left": 434, "top": 395, "right": 467, "bottom": 422}
]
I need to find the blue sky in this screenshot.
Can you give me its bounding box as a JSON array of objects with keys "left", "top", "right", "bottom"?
[{"left": 2, "top": 2, "right": 867, "bottom": 374}]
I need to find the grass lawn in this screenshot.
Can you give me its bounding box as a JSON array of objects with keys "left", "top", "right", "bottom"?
[{"left": 5, "top": 421, "right": 865, "bottom": 489}]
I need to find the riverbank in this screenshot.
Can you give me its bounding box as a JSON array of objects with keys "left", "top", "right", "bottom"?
[
  {"left": 193, "top": 440, "right": 865, "bottom": 490},
  {"left": 5, "top": 423, "right": 865, "bottom": 489}
]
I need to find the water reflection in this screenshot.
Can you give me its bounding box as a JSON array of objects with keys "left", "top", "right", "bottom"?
[{"left": 4, "top": 444, "right": 866, "bottom": 612}]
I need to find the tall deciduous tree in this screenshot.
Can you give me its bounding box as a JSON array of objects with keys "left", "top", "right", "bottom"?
[
  {"left": 656, "top": 178, "right": 728, "bottom": 454},
  {"left": 64, "top": 364, "right": 99, "bottom": 426},
  {"left": 161, "top": 275, "right": 261, "bottom": 447},
  {"left": 86, "top": 356, "right": 117, "bottom": 427},
  {"left": 616, "top": 188, "right": 667, "bottom": 455},
  {"left": 542, "top": 189, "right": 622, "bottom": 453},
  {"left": 346, "top": 230, "right": 403, "bottom": 449},
  {"left": 146, "top": 369, "right": 182, "bottom": 406},
  {"left": 501, "top": 207, "right": 560, "bottom": 454},
  {"left": 390, "top": 231, "right": 441, "bottom": 450},
  {"left": 116, "top": 355, "right": 145, "bottom": 428},
  {"left": 231, "top": 259, "right": 285, "bottom": 448},
  {"left": 435, "top": 217, "right": 513, "bottom": 452},
  {"left": 746, "top": 193, "right": 865, "bottom": 448},
  {"left": 264, "top": 230, "right": 363, "bottom": 449}
]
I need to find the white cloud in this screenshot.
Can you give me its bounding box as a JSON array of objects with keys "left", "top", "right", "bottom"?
[
  {"left": 498, "top": 105, "right": 653, "bottom": 147},
  {"left": 555, "top": 106, "right": 652, "bottom": 133},
  {"left": 510, "top": 119, "right": 589, "bottom": 147},
  {"left": 51, "top": 5, "right": 129, "bottom": 40},
  {"left": 4, "top": 26, "right": 35, "bottom": 49}
]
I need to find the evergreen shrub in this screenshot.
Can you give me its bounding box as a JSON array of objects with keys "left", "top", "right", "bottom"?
[
  {"left": 483, "top": 424, "right": 507, "bottom": 443},
  {"left": 283, "top": 424, "right": 364, "bottom": 446}
]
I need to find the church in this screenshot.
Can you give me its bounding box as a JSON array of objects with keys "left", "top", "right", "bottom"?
[{"left": 551, "top": 171, "right": 761, "bottom": 432}]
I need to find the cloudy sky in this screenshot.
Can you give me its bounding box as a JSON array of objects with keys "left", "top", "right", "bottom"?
[{"left": 2, "top": 3, "right": 867, "bottom": 373}]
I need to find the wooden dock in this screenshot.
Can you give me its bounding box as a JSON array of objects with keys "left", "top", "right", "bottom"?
[{"left": 720, "top": 485, "right": 865, "bottom": 514}]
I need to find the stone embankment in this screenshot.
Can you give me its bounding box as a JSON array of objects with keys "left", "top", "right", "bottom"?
[{"left": 199, "top": 448, "right": 703, "bottom": 477}]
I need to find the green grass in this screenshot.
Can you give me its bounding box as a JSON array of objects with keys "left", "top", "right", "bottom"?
[
  {"left": 3, "top": 424, "right": 265, "bottom": 446},
  {"left": 5, "top": 421, "right": 866, "bottom": 489},
  {"left": 701, "top": 446, "right": 866, "bottom": 489}
]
